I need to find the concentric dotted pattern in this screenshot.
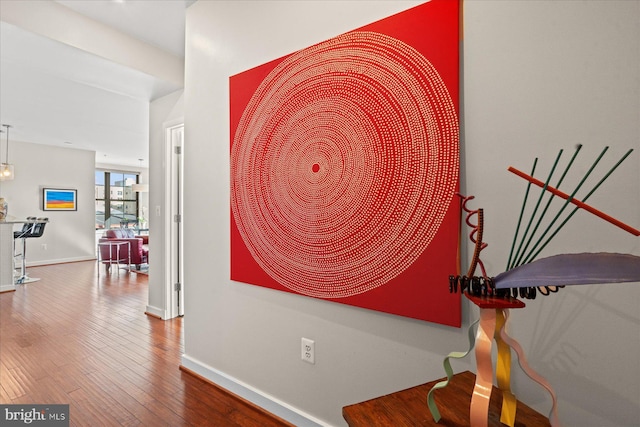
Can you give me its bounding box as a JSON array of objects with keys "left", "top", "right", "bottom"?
[{"left": 231, "top": 31, "right": 458, "bottom": 298}]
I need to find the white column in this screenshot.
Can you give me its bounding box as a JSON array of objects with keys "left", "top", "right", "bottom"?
[{"left": 0, "top": 222, "right": 16, "bottom": 292}]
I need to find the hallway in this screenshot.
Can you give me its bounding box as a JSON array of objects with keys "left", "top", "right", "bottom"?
[{"left": 0, "top": 261, "right": 290, "bottom": 427}]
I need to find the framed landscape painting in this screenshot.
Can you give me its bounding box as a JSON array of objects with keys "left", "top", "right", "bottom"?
[{"left": 43, "top": 188, "right": 77, "bottom": 211}]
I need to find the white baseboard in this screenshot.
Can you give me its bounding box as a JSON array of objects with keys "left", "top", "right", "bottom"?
[
  {"left": 0, "top": 284, "right": 16, "bottom": 293},
  {"left": 180, "top": 354, "right": 331, "bottom": 427},
  {"left": 26, "top": 256, "right": 96, "bottom": 267},
  {"left": 145, "top": 305, "right": 166, "bottom": 319}
]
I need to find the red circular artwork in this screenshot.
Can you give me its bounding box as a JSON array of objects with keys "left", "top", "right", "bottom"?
[{"left": 231, "top": 31, "right": 459, "bottom": 298}]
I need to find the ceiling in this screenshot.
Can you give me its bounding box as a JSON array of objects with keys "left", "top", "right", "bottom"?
[{"left": 0, "top": 0, "right": 196, "bottom": 168}]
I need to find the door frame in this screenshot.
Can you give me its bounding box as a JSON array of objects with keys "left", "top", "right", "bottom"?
[{"left": 163, "top": 119, "right": 184, "bottom": 319}]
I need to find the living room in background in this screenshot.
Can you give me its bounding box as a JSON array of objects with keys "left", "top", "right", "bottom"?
[{"left": 95, "top": 170, "right": 141, "bottom": 231}]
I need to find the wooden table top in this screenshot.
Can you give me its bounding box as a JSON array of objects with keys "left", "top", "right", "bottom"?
[{"left": 343, "top": 370, "right": 551, "bottom": 427}]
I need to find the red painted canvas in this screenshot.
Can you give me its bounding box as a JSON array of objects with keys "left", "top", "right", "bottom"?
[{"left": 230, "top": 0, "right": 461, "bottom": 326}]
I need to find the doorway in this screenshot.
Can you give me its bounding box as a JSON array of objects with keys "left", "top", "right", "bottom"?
[{"left": 164, "top": 121, "right": 184, "bottom": 318}]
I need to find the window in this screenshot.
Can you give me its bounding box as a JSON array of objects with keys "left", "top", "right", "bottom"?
[{"left": 95, "top": 170, "right": 139, "bottom": 230}]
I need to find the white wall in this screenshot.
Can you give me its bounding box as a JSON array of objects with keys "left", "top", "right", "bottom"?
[
  {"left": 183, "top": 1, "right": 640, "bottom": 426},
  {"left": 0, "top": 0, "right": 183, "bottom": 88},
  {"left": 147, "top": 89, "right": 184, "bottom": 318},
  {"left": 462, "top": 2, "right": 640, "bottom": 425},
  {"left": 0, "top": 140, "right": 95, "bottom": 265}
]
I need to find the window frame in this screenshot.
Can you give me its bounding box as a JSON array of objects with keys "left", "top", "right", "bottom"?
[{"left": 95, "top": 170, "right": 140, "bottom": 230}]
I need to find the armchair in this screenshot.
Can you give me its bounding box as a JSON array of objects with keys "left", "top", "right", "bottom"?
[{"left": 98, "top": 228, "right": 148, "bottom": 272}]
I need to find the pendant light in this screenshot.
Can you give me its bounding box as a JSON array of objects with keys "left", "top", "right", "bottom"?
[
  {"left": 132, "top": 183, "right": 149, "bottom": 192},
  {"left": 0, "top": 124, "right": 15, "bottom": 181},
  {"left": 132, "top": 158, "right": 148, "bottom": 192}
]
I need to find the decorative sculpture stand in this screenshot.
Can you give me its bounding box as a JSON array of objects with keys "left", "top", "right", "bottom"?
[
  {"left": 427, "top": 197, "right": 559, "bottom": 427},
  {"left": 427, "top": 146, "right": 640, "bottom": 427},
  {"left": 433, "top": 293, "right": 562, "bottom": 427}
]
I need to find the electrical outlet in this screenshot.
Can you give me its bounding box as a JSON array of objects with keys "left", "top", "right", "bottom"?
[
  {"left": 41, "top": 243, "right": 47, "bottom": 251},
  {"left": 301, "top": 338, "right": 315, "bottom": 364}
]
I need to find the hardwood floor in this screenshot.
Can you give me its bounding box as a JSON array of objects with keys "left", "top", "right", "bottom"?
[{"left": 0, "top": 261, "right": 292, "bottom": 427}]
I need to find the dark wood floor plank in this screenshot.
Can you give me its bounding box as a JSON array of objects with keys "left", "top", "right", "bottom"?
[
  {"left": 68, "top": 386, "right": 128, "bottom": 426},
  {"left": 0, "top": 383, "right": 11, "bottom": 402},
  {"left": 1, "top": 261, "right": 293, "bottom": 427},
  {"left": 1, "top": 366, "right": 27, "bottom": 400},
  {"left": 49, "top": 363, "right": 87, "bottom": 394}
]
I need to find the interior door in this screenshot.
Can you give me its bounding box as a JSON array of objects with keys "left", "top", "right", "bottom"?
[{"left": 168, "top": 124, "right": 184, "bottom": 317}]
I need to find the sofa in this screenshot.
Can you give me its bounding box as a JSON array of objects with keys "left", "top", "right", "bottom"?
[{"left": 98, "top": 228, "right": 148, "bottom": 271}]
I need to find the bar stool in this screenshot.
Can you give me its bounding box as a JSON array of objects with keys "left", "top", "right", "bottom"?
[{"left": 14, "top": 217, "right": 48, "bottom": 284}]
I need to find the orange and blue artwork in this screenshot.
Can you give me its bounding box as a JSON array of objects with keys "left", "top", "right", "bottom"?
[{"left": 43, "top": 188, "right": 77, "bottom": 211}]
